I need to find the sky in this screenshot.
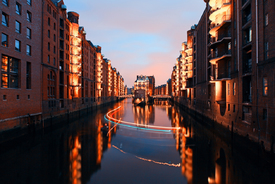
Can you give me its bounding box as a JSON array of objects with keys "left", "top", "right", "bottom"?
[{"left": 65, "top": 0, "right": 206, "bottom": 87}]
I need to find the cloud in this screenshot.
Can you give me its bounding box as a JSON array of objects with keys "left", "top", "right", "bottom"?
[{"left": 66, "top": 0, "right": 206, "bottom": 86}]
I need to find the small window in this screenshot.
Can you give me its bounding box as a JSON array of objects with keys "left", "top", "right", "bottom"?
[
  {"left": 3, "top": 95, "right": 7, "bottom": 100},
  {"left": 228, "top": 104, "right": 230, "bottom": 111},
  {"left": 53, "top": 34, "right": 56, "bottom": 41},
  {"left": 28, "top": 95, "right": 30, "bottom": 100},
  {"left": 48, "top": 30, "right": 50, "bottom": 38},
  {"left": 48, "top": 55, "right": 50, "bottom": 63},
  {"left": 48, "top": 42, "right": 50, "bottom": 51},
  {"left": 2, "top": 12, "right": 9, "bottom": 27},
  {"left": 233, "top": 104, "right": 235, "bottom": 112},
  {"left": 27, "top": 0, "right": 31, "bottom": 6},
  {"left": 263, "top": 109, "right": 267, "bottom": 120},
  {"left": 17, "top": 95, "right": 19, "bottom": 100},
  {"left": 1, "top": 33, "right": 8, "bottom": 47},
  {"left": 15, "top": 39, "right": 21, "bottom": 52},
  {"left": 27, "top": 11, "right": 32, "bottom": 22},
  {"left": 26, "top": 45, "right": 31, "bottom": 56},
  {"left": 26, "top": 62, "right": 31, "bottom": 89},
  {"left": 27, "top": 27, "right": 31, "bottom": 39},
  {"left": 48, "top": 17, "right": 50, "bottom": 26},
  {"left": 265, "top": 42, "right": 269, "bottom": 60},
  {"left": 265, "top": 14, "right": 268, "bottom": 26},
  {"left": 53, "top": 46, "right": 56, "bottom": 53},
  {"left": 16, "top": 2, "right": 22, "bottom": 15},
  {"left": 2, "top": 0, "right": 8, "bottom": 6},
  {"left": 53, "top": 23, "right": 56, "bottom": 30},
  {"left": 15, "top": 20, "right": 21, "bottom": 33},
  {"left": 53, "top": 57, "right": 55, "bottom": 65},
  {"left": 263, "top": 77, "right": 268, "bottom": 96}
]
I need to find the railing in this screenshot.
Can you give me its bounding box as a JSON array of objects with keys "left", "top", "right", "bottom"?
[
  {"left": 243, "top": 14, "right": 251, "bottom": 25},
  {"left": 210, "top": 49, "right": 231, "bottom": 60},
  {"left": 243, "top": 59, "right": 252, "bottom": 74}
]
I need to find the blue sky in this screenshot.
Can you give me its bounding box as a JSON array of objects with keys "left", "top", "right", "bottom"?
[{"left": 66, "top": 0, "right": 206, "bottom": 87}]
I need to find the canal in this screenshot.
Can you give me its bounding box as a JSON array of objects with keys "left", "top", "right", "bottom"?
[{"left": 0, "top": 98, "right": 274, "bottom": 184}]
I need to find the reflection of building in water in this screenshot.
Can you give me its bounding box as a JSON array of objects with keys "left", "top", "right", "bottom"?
[
  {"left": 69, "top": 136, "right": 82, "bottom": 184},
  {"left": 132, "top": 105, "right": 155, "bottom": 126}
]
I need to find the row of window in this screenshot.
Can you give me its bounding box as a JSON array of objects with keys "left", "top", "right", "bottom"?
[
  {"left": 2, "top": 11, "right": 32, "bottom": 27},
  {"left": 3, "top": 94, "right": 31, "bottom": 101},
  {"left": 2, "top": 0, "right": 31, "bottom": 7},
  {"left": 2, "top": 33, "right": 31, "bottom": 55},
  {"left": 1, "top": 55, "right": 31, "bottom": 89}
]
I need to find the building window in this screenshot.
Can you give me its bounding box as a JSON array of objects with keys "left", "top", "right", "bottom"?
[
  {"left": 16, "top": 2, "right": 22, "bottom": 15},
  {"left": 53, "top": 57, "right": 55, "bottom": 65},
  {"left": 27, "top": 11, "right": 32, "bottom": 22},
  {"left": 54, "top": 34, "right": 56, "bottom": 41},
  {"left": 48, "top": 71, "right": 56, "bottom": 98},
  {"left": 263, "top": 109, "right": 267, "bottom": 120},
  {"left": 233, "top": 104, "right": 235, "bottom": 112},
  {"left": 263, "top": 77, "right": 268, "bottom": 96},
  {"left": 48, "top": 30, "right": 50, "bottom": 38},
  {"left": 1, "top": 55, "right": 19, "bottom": 88},
  {"left": 53, "top": 46, "right": 56, "bottom": 53},
  {"left": 27, "top": 27, "right": 31, "bottom": 39},
  {"left": 265, "top": 14, "right": 268, "bottom": 26},
  {"left": 2, "top": 0, "right": 8, "bottom": 6},
  {"left": 48, "top": 42, "right": 50, "bottom": 51},
  {"left": 48, "top": 17, "right": 50, "bottom": 26},
  {"left": 2, "top": 12, "right": 9, "bottom": 27},
  {"left": 48, "top": 55, "right": 50, "bottom": 63},
  {"left": 28, "top": 95, "right": 30, "bottom": 99},
  {"left": 17, "top": 95, "right": 19, "bottom": 100},
  {"left": 228, "top": 104, "right": 230, "bottom": 111},
  {"left": 265, "top": 42, "right": 269, "bottom": 60},
  {"left": 15, "top": 39, "right": 21, "bottom": 52},
  {"left": 53, "top": 23, "right": 56, "bottom": 30},
  {"left": 26, "top": 62, "right": 31, "bottom": 89},
  {"left": 15, "top": 20, "right": 21, "bottom": 33},
  {"left": 1, "top": 33, "right": 8, "bottom": 47},
  {"left": 27, "top": 0, "right": 31, "bottom": 6},
  {"left": 3, "top": 95, "right": 7, "bottom": 100},
  {"left": 233, "top": 82, "right": 236, "bottom": 96},
  {"left": 53, "top": 11, "right": 56, "bottom": 19},
  {"left": 26, "top": 45, "right": 31, "bottom": 56}
]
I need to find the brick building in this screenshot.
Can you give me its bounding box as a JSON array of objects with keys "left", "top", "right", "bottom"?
[
  {"left": 170, "top": 0, "right": 275, "bottom": 150},
  {"left": 0, "top": 0, "right": 125, "bottom": 131},
  {"left": 0, "top": 0, "right": 42, "bottom": 130}
]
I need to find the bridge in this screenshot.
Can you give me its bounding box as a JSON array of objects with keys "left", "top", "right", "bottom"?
[{"left": 151, "top": 95, "right": 172, "bottom": 99}]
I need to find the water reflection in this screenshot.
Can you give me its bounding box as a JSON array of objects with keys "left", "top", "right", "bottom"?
[{"left": 0, "top": 99, "right": 274, "bottom": 184}]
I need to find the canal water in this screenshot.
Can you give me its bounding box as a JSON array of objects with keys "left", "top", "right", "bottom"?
[{"left": 0, "top": 98, "right": 274, "bottom": 184}]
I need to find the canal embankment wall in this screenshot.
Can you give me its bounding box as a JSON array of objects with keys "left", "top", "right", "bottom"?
[
  {"left": 0, "top": 98, "right": 124, "bottom": 144},
  {"left": 172, "top": 98, "right": 275, "bottom": 166}
]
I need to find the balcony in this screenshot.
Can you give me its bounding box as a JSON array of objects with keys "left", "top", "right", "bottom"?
[
  {"left": 209, "top": 49, "right": 231, "bottom": 65},
  {"left": 209, "top": 0, "right": 231, "bottom": 8},
  {"left": 243, "top": 59, "right": 252, "bottom": 74},
  {"left": 209, "top": 31, "right": 231, "bottom": 46},
  {"left": 209, "top": 15, "right": 231, "bottom": 36}
]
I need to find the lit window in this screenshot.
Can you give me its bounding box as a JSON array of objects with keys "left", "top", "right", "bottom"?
[
  {"left": 263, "top": 77, "right": 268, "bottom": 96},
  {"left": 1, "top": 55, "right": 19, "bottom": 88},
  {"left": 27, "top": 0, "right": 31, "bottom": 6},
  {"left": 15, "top": 20, "right": 21, "bottom": 33},
  {"left": 233, "top": 82, "right": 236, "bottom": 96},
  {"left": 1, "top": 33, "right": 8, "bottom": 47},
  {"left": 27, "top": 27, "right": 31, "bottom": 39},
  {"left": 265, "top": 14, "right": 268, "bottom": 26},
  {"left": 16, "top": 2, "right": 21, "bottom": 15},
  {"left": 2, "top": 12, "right": 8, "bottom": 27},
  {"left": 26, "top": 45, "right": 31, "bottom": 56},
  {"left": 27, "top": 11, "right": 32, "bottom": 22},
  {"left": 15, "top": 39, "right": 21, "bottom": 52},
  {"left": 2, "top": 0, "right": 8, "bottom": 6}
]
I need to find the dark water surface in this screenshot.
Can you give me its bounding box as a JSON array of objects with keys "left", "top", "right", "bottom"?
[{"left": 0, "top": 99, "right": 274, "bottom": 184}]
